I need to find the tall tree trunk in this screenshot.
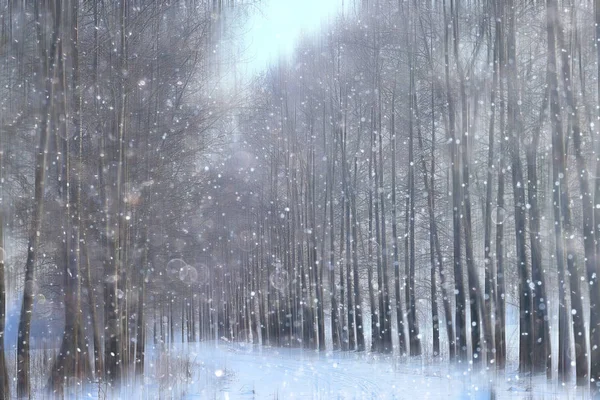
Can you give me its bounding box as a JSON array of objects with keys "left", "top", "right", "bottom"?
[
  {"left": 0, "top": 212, "right": 8, "bottom": 399},
  {"left": 373, "top": 129, "right": 384, "bottom": 352},
  {"left": 416, "top": 81, "right": 455, "bottom": 360},
  {"left": 593, "top": 0, "right": 600, "bottom": 388},
  {"left": 451, "top": 0, "right": 481, "bottom": 365},
  {"left": 525, "top": 98, "right": 551, "bottom": 376},
  {"left": 251, "top": 247, "right": 259, "bottom": 344},
  {"left": 494, "top": 0, "right": 507, "bottom": 368},
  {"left": 315, "top": 160, "right": 325, "bottom": 351},
  {"left": 351, "top": 158, "right": 365, "bottom": 351},
  {"left": 339, "top": 174, "right": 347, "bottom": 350},
  {"left": 483, "top": 24, "right": 499, "bottom": 368},
  {"left": 546, "top": 0, "right": 572, "bottom": 381},
  {"left": 443, "top": 0, "right": 467, "bottom": 363},
  {"left": 377, "top": 103, "right": 392, "bottom": 353},
  {"left": 0, "top": 103, "right": 8, "bottom": 399},
  {"left": 82, "top": 242, "right": 103, "bottom": 379},
  {"left": 390, "top": 92, "right": 407, "bottom": 356},
  {"left": 328, "top": 122, "right": 340, "bottom": 350},
  {"left": 135, "top": 229, "right": 148, "bottom": 375},
  {"left": 556, "top": 4, "right": 593, "bottom": 385},
  {"left": 49, "top": 0, "right": 93, "bottom": 390},
  {"left": 506, "top": 0, "right": 533, "bottom": 373},
  {"left": 368, "top": 107, "right": 379, "bottom": 352},
  {"left": 407, "top": 68, "right": 421, "bottom": 356},
  {"left": 17, "top": 1, "right": 59, "bottom": 395},
  {"left": 343, "top": 117, "right": 356, "bottom": 351}
]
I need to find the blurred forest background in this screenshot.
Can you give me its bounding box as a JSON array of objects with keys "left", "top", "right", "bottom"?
[{"left": 1, "top": 0, "right": 600, "bottom": 398}]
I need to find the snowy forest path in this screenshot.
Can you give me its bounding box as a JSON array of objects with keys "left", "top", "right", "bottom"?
[{"left": 165, "top": 342, "right": 487, "bottom": 399}]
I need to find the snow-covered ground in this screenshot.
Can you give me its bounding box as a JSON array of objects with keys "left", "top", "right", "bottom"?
[{"left": 94, "top": 341, "right": 587, "bottom": 400}]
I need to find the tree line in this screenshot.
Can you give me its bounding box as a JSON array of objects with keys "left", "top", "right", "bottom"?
[
  {"left": 0, "top": 0, "right": 241, "bottom": 397},
  {"left": 2, "top": 0, "right": 600, "bottom": 398},
  {"left": 213, "top": 0, "right": 600, "bottom": 392}
]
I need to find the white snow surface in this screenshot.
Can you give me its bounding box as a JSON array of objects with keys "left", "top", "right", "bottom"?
[{"left": 78, "top": 341, "right": 589, "bottom": 400}]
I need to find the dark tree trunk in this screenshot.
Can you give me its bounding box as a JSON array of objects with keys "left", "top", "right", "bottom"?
[
  {"left": 416, "top": 82, "right": 455, "bottom": 360},
  {"left": 368, "top": 108, "right": 379, "bottom": 352},
  {"left": 546, "top": 0, "right": 572, "bottom": 381},
  {"left": 451, "top": 0, "right": 481, "bottom": 365},
  {"left": 17, "top": 1, "right": 59, "bottom": 396},
  {"left": 82, "top": 242, "right": 103, "bottom": 379},
  {"left": 494, "top": 0, "right": 507, "bottom": 369},
  {"left": 443, "top": 0, "right": 467, "bottom": 363},
  {"left": 342, "top": 118, "right": 355, "bottom": 351},
  {"left": 593, "top": 0, "right": 600, "bottom": 388},
  {"left": 506, "top": 0, "right": 533, "bottom": 373},
  {"left": 377, "top": 106, "right": 392, "bottom": 353},
  {"left": 251, "top": 247, "right": 260, "bottom": 345},
  {"left": 374, "top": 134, "right": 384, "bottom": 352},
  {"left": 556, "top": 7, "right": 593, "bottom": 385},
  {"left": 135, "top": 229, "right": 148, "bottom": 375},
  {"left": 49, "top": 0, "right": 93, "bottom": 390},
  {"left": 524, "top": 74, "right": 551, "bottom": 376},
  {"left": 0, "top": 213, "right": 8, "bottom": 399},
  {"left": 483, "top": 23, "right": 499, "bottom": 368},
  {"left": 328, "top": 123, "right": 341, "bottom": 351},
  {"left": 407, "top": 69, "right": 421, "bottom": 357},
  {"left": 390, "top": 92, "right": 407, "bottom": 356},
  {"left": 351, "top": 158, "right": 365, "bottom": 352}
]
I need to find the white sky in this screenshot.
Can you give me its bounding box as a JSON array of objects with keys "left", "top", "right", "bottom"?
[{"left": 243, "top": 0, "right": 342, "bottom": 73}]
